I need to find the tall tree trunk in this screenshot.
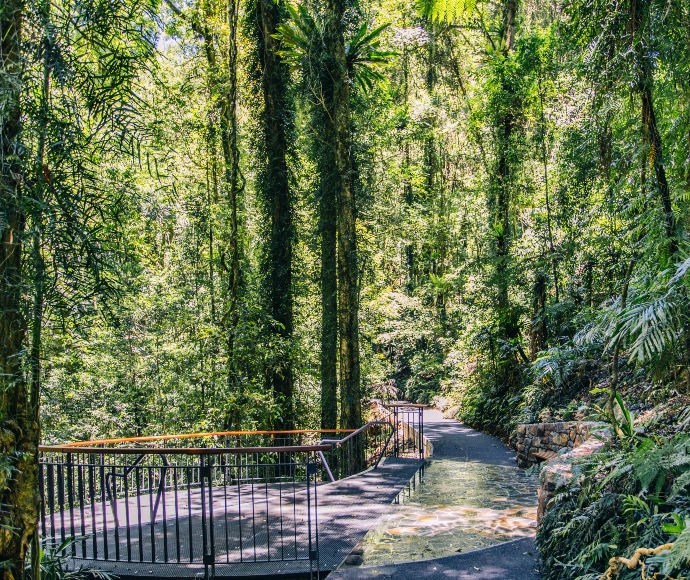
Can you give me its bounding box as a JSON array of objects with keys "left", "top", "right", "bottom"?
[
  {"left": 221, "top": 0, "right": 241, "bottom": 387},
  {"left": 529, "top": 271, "right": 547, "bottom": 360},
  {"left": 608, "top": 258, "right": 635, "bottom": 427},
  {"left": 403, "top": 142, "right": 414, "bottom": 294},
  {"left": 1, "top": 3, "right": 40, "bottom": 579},
  {"left": 491, "top": 0, "right": 519, "bottom": 339},
  {"left": 316, "top": 2, "right": 338, "bottom": 431},
  {"left": 538, "top": 76, "right": 558, "bottom": 302},
  {"left": 323, "top": 0, "right": 360, "bottom": 429},
  {"left": 320, "top": 171, "right": 338, "bottom": 429},
  {"left": 640, "top": 77, "right": 677, "bottom": 254},
  {"left": 402, "top": 44, "right": 414, "bottom": 295},
  {"left": 631, "top": 0, "right": 679, "bottom": 255},
  {"left": 255, "top": 0, "right": 295, "bottom": 430}
]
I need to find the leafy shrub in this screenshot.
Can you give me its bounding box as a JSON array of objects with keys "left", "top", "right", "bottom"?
[{"left": 538, "top": 436, "right": 690, "bottom": 579}]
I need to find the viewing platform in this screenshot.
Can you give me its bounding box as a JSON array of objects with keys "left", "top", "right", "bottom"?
[{"left": 39, "top": 404, "right": 427, "bottom": 579}]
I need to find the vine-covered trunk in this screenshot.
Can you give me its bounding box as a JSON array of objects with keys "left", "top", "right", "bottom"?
[
  {"left": 221, "top": 0, "right": 241, "bottom": 380},
  {"left": 493, "top": 0, "right": 518, "bottom": 336},
  {"left": 255, "top": 0, "right": 295, "bottom": 430},
  {"left": 631, "top": 0, "right": 678, "bottom": 256},
  {"left": 321, "top": 183, "right": 338, "bottom": 429},
  {"left": 529, "top": 271, "right": 547, "bottom": 360},
  {"left": 640, "top": 75, "right": 676, "bottom": 254},
  {"left": 323, "top": 0, "right": 360, "bottom": 429},
  {"left": 1, "top": 3, "right": 40, "bottom": 579}
]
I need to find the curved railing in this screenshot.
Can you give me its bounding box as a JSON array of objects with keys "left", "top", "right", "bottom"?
[{"left": 39, "top": 409, "right": 425, "bottom": 578}]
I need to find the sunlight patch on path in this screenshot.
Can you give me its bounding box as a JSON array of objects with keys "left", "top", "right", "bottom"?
[{"left": 359, "top": 458, "right": 539, "bottom": 565}]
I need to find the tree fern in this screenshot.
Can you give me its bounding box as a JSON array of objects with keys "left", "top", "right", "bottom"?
[
  {"left": 274, "top": 5, "right": 396, "bottom": 91},
  {"left": 417, "top": 0, "right": 476, "bottom": 23}
]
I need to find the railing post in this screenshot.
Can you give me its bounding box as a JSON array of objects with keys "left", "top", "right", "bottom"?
[
  {"left": 306, "top": 455, "right": 319, "bottom": 578},
  {"left": 419, "top": 407, "right": 426, "bottom": 459},
  {"left": 394, "top": 407, "right": 399, "bottom": 457},
  {"left": 200, "top": 455, "right": 215, "bottom": 579}
]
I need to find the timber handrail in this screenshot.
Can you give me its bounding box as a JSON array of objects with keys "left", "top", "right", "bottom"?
[
  {"left": 53, "top": 428, "right": 355, "bottom": 448},
  {"left": 38, "top": 444, "right": 335, "bottom": 454},
  {"left": 318, "top": 421, "right": 392, "bottom": 446}
]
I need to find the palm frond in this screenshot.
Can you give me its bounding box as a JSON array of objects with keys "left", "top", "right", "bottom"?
[{"left": 346, "top": 22, "right": 397, "bottom": 91}]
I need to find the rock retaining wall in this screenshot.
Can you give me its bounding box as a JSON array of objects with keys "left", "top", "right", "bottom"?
[{"left": 516, "top": 421, "right": 599, "bottom": 468}]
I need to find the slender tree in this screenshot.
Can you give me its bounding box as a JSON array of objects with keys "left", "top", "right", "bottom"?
[
  {"left": 322, "top": 0, "right": 361, "bottom": 429},
  {"left": 319, "top": 105, "right": 339, "bottom": 429}
]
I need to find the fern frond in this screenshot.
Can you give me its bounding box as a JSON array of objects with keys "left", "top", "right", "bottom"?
[
  {"left": 418, "top": 0, "right": 476, "bottom": 23},
  {"left": 671, "top": 470, "right": 690, "bottom": 496}
]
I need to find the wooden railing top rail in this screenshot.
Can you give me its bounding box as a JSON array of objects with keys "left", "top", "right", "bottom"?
[
  {"left": 383, "top": 403, "right": 428, "bottom": 408},
  {"left": 50, "top": 428, "right": 356, "bottom": 448},
  {"left": 319, "top": 421, "right": 392, "bottom": 445},
  {"left": 38, "top": 444, "right": 335, "bottom": 455}
]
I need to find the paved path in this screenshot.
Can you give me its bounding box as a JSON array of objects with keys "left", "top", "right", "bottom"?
[
  {"left": 421, "top": 409, "right": 517, "bottom": 465},
  {"left": 327, "top": 410, "right": 540, "bottom": 580}
]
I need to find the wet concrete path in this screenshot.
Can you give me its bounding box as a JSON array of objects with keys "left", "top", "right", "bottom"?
[{"left": 327, "top": 410, "right": 541, "bottom": 580}]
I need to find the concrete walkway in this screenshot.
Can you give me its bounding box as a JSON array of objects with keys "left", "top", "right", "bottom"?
[{"left": 327, "top": 410, "right": 540, "bottom": 580}]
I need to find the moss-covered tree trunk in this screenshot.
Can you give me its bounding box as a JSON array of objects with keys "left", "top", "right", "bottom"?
[
  {"left": 316, "top": 4, "right": 339, "bottom": 431},
  {"left": 320, "top": 171, "right": 338, "bottom": 429},
  {"left": 1, "top": 3, "right": 41, "bottom": 579},
  {"left": 322, "top": 0, "right": 361, "bottom": 429},
  {"left": 628, "top": 0, "right": 678, "bottom": 256},
  {"left": 254, "top": 0, "right": 295, "bottom": 430},
  {"left": 491, "top": 0, "right": 519, "bottom": 341}
]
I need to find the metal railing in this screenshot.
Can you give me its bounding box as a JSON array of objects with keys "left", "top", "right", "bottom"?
[
  {"left": 320, "top": 421, "right": 394, "bottom": 482},
  {"left": 383, "top": 403, "right": 427, "bottom": 459},
  {"left": 39, "top": 444, "right": 328, "bottom": 579},
  {"left": 39, "top": 410, "right": 426, "bottom": 578}
]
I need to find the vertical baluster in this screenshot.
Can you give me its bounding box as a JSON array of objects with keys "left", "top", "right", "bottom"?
[
  {"left": 200, "top": 456, "right": 209, "bottom": 580},
  {"left": 88, "top": 460, "right": 97, "bottom": 558},
  {"left": 112, "top": 464, "right": 120, "bottom": 561},
  {"left": 100, "top": 452, "right": 108, "bottom": 560},
  {"left": 306, "top": 454, "right": 313, "bottom": 571},
  {"left": 186, "top": 465, "right": 193, "bottom": 562},
  {"left": 173, "top": 466, "right": 180, "bottom": 563},
  {"left": 162, "top": 464, "right": 168, "bottom": 563},
  {"left": 136, "top": 465, "right": 143, "bottom": 562},
  {"left": 124, "top": 465, "right": 131, "bottom": 562},
  {"left": 278, "top": 457, "right": 284, "bottom": 561},
  {"left": 313, "top": 451, "right": 320, "bottom": 572},
  {"left": 265, "top": 459, "right": 270, "bottom": 561},
  {"left": 57, "top": 461, "right": 65, "bottom": 544},
  {"left": 251, "top": 459, "right": 257, "bottom": 561},
  {"left": 291, "top": 460, "right": 297, "bottom": 557},
  {"left": 237, "top": 459, "right": 243, "bottom": 563},
  {"left": 77, "top": 461, "right": 86, "bottom": 557},
  {"left": 207, "top": 457, "right": 215, "bottom": 576},
  {"left": 223, "top": 457, "right": 229, "bottom": 563},
  {"left": 39, "top": 461, "right": 46, "bottom": 539},
  {"left": 148, "top": 466, "right": 155, "bottom": 563},
  {"left": 66, "top": 454, "right": 76, "bottom": 556}
]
